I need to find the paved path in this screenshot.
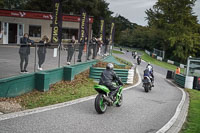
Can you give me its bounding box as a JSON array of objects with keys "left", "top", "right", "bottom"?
[
  {"left": 0, "top": 51, "right": 183, "bottom": 133},
  {"left": 0, "top": 45, "right": 91, "bottom": 79}
]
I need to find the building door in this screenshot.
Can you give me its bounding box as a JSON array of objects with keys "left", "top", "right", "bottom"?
[
  {"left": 8, "top": 23, "right": 17, "bottom": 43},
  {"left": 17, "top": 24, "right": 24, "bottom": 44},
  {"left": 3, "top": 22, "right": 8, "bottom": 44}
]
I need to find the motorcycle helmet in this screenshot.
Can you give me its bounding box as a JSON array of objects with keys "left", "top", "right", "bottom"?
[{"left": 106, "top": 63, "right": 114, "bottom": 70}]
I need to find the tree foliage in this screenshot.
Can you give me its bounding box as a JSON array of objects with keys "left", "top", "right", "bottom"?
[{"left": 145, "top": 0, "right": 200, "bottom": 62}]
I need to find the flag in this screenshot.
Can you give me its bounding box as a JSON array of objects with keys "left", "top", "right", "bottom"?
[
  {"left": 51, "top": 0, "right": 62, "bottom": 44},
  {"left": 99, "top": 17, "right": 106, "bottom": 43},
  {"left": 109, "top": 21, "right": 115, "bottom": 43},
  {"left": 79, "top": 9, "right": 88, "bottom": 43}
]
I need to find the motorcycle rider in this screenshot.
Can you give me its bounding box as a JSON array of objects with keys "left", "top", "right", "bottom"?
[
  {"left": 146, "top": 62, "right": 154, "bottom": 86},
  {"left": 137, "top": 56, "right": 141, "bottom": 64},
  {"left": 99, "top": 63, "right": 123, "bottom": 100}
]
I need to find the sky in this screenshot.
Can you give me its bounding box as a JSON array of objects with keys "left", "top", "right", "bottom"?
[{"left": 105, "top": 0, "right": 200, "bottom": 26}]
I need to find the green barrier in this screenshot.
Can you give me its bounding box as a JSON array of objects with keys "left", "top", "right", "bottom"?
[
  {"left": 0, "top": 73, "right": 35, "bottom": 97},
  {"left": 89, "top": 67, "right": 129, "bottom": 83},
  {"left": 174, "top": 74, "right": 185, "bottom": 88},
  {"left": 0, "top": 56, "right": 121, "bottom": 97}
]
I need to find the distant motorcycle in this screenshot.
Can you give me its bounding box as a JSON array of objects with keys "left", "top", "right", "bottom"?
[
  {"left": 142, "top": 76, "right": 152, "bottom": 92},
  {"left": 137, "top": 57, "right": 141, "bottom": 65}
]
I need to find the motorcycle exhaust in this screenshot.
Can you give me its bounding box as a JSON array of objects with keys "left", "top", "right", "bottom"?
[{"left": 103, "top": 95, "right": 113, "bottom": 104}]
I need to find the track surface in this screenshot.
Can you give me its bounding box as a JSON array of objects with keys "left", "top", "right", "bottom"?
[{"left": 0, "top": 52, "right": 182, "bottom": 133}]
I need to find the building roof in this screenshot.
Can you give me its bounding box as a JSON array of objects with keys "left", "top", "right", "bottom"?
[{"left": 0, "top": 9, "right": 93, "bottom": 23}]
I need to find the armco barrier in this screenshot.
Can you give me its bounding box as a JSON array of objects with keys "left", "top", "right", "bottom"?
[
  {"left": 174, "top": 74, "right": 186, "bottom": 88},
  {"left": 89, "top": 67, "right": 133, "bottom": 84}
]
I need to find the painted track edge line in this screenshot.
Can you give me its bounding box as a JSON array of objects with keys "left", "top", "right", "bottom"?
[
  {"left": 156, "top": 79, "right": 186, "bottom": 133},
  {"left": 0, "top": 68, "right": 141, "bottom": 121}
]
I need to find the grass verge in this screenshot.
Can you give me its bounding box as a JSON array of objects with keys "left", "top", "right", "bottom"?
[
  {"left": 0, "top": 57, "right": 136, "bottom": 111},
  {"left": 114, "top": 56, "right": 133, "bottom": 66},
  {"left": 0, "top": 70, "right": 97, "bottom": 109},
  {"left": 180, "top": 89, "right": 200, "bottom": 133},
  {"left": 136, "top": 50, "right": 184, "bottom": 73},
  {"left": 112, "top": 50, "right": 124, "bottom": 54}
]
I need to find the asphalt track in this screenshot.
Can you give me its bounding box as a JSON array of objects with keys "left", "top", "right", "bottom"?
[{"left": 0, "top": 51, "right": 183, "bottom": 133}]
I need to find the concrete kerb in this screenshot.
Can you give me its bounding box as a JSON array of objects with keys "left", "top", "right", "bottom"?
[
  {"left": 141, "top": 59, "right": 188, "bottom": 133},
  {"left": 0, "top": 67, "right": 141, "bottom": 121},
  {"left": 156, "top": 79, "right": 187, "bottom": 133}
]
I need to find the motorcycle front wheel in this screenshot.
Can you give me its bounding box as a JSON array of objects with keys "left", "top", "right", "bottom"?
[{"left": 95, "top": 94, "right": 107, "bottom": 114}]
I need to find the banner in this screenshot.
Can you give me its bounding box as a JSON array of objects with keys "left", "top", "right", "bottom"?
[
  {"left": 51, "top": 0, "right": 62, "bottom": 44},
  {"left": 99, "top": 18, "right": 106, "bottom": 43},
  {"left": 79, "top": 9, "right": 88, "bottom": 43},
  {"left": 109, "top": 21, "right": 115, "bottom": 43}
]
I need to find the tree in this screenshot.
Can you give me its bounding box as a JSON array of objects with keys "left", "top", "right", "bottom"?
[
  {"left": 0, "top": 0, "right": 29, "bottom": 9},
  {"left": 146, "top": 0, "right": 200, "bottom": 62}
]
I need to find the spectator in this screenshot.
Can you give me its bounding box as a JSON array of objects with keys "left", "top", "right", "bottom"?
[
  {"left": 37, "top": 35, "right": 50, "bottom": 70},
  {"left": 176, "top": 67, "right": 180, "bottom": 74},
  {"left": 87, "top": 37, "right": 97, "bottom": 60},
  {"left": 67, "top": 35, "right": 76, "bottom": 65},
  {"left": 97, "top": 38, "right": 103, "bottom": 56},
  {"left": 0, "top": 30, "right": 3, "bottom": 40},
  {"left": 19, "top": 33, "right": 34, "bottom": 73},
  {"left": 77, "top": 39, "right": 85, "bottom": 62},
  {"left": 104, "top": 38, "right": 110, "bottom": 56}
]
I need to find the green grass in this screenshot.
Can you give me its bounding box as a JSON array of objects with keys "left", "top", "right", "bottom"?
[
  {"left": 180, "top": 89, "right": 200, "bottom": 133},
  {"left": 18, "top": 71, "right": 97, "bottom": 109},
  {"left": 114, "top": 56, "right": 133, "bottom": 66},
  {"left": 112, "top": 50, "right": 124, "bottom": 54},
  {"left": 137, "top": 50, "right": 184, "bottom": 73}
]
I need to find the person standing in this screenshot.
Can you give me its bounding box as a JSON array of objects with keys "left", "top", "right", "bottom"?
[
  {"left": 96, "top": 38, "right": 103, "bottom": 56},
  {"left": 67, "top": 35, "right": 76, "bottom": 65},
  {"left": 87, "top": 37, "right": 97, "bottom": 60},
  {"left": 19, "top": 33, "right": 34, "bottom": 73},
  {"left": 37, "top": 35, "right": 50, "bottom": 70},
  {"left": 104, "top": 38, "right": 109, "bottom": 56},
  {"left": 77, "top": 39, "right": 85, "bottom": 62},
  {"left": 0, "top": 30, "right": 3, "bottom": 40}
]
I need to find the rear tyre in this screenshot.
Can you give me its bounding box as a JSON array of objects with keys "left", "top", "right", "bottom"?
[
  {"left": 95, "top": 94, "right": 107, "bottom": 114},
  {"left": 144, "top": 84, "right": 149, "bottom": 92},
  {"left": 116, "top": 94, "right": 123, "bottom": 107}
]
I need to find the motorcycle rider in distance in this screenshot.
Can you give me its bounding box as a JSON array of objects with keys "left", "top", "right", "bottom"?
[
  {"left": 146, "top": 62, "right": 154, "bottom": 87},
  {"left": 99, "top": 63, "right": 123, "bottom": 101},
  {"left": 137, "top": 56, "right": 141, "bottom": 65}
]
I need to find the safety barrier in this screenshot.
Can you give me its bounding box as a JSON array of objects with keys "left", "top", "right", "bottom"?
[
  {"left": 89, "top": 67, "right": 134, "bottom": 84},
  {"left": 174, "top": 74, "right": 186, "bottom": 88},
  {"left": 0, "top": 55, "right": 123, "bottom": 97},
  {"left": 0, "top": 60, "right": 98, "bottom": 97},
  {"left": 145, "top": 49, "right": 186, "bottom": 68}
]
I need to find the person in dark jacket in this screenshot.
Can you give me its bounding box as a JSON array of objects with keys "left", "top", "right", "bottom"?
[
  {"left": 19, "top": 33, "right": 34, "bottom": 73},
  {"left": 77, "top": 39, "right": 85, "bottom": 62},
  {"left": 104, "top": 38, "right": 109, "bottom": 55},
  {"left": 37, "top": 35, "right": 50, "bottom": 70},
  {"left": 67, "top": 35, "right": 76, "bottom": 65},
  {"left": 87, "top": 37, "right": 97, "bottom": 60},
  {"left": 99, "top": 63, "right": 123, "bottom": 100}
]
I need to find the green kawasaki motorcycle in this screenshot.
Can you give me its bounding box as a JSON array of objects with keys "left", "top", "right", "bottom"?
[{"left": 94, "top": 84, "right": 123, "bottom": 114}]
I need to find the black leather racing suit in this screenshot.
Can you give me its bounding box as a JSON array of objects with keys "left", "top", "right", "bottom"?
[{"left": 99, "top": 69, "right": 123, "bottom": 96}]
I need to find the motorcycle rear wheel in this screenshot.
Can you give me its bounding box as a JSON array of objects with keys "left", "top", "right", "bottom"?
[
  {"left": 116, "top": 94, "right": 123, "bottom": 107},
  {"left": 144, "top": 84, "right": 149, "bottom": 92},
  {"left": 95, "top": 94, "right": 107, "bottom": 114}
]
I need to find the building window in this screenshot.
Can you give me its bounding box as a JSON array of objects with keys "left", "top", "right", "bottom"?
[
  {"left": 29, "top": 25, "right": 41, "bottom": 37},
  {"left": 62, "top": 28, "right": 78, "bottom": 40}
]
